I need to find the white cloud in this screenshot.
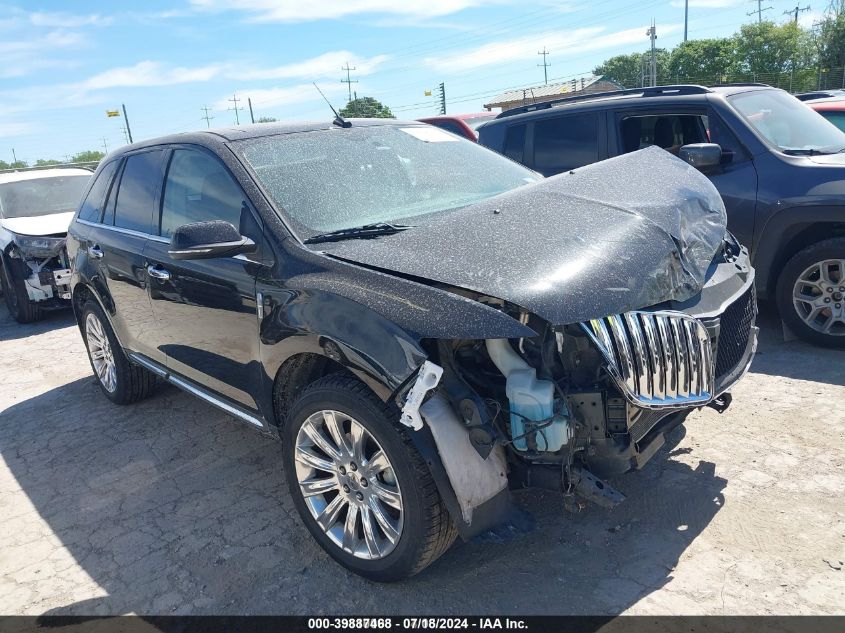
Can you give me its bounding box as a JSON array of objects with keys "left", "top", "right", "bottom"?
[
  {"left": 28, "top": 12, "right": 112, "bottom": 28},
  {"left": 212, "top": 82, "right": 347, "bottom": 110},
  {"left": 240, "top": 51, "right": 388, "bottom": 81},
  {"left": 82, "top": 61, "right": 227, "bottom": 90},
  {"left": 189, "top": 0, "right": 500, "bottom": 23},
  {"left": 425, "top": 23, "right": 682, "bottom": 73},
  {"left": 0, "top": 121, "right": 34, "bottom": 137}
]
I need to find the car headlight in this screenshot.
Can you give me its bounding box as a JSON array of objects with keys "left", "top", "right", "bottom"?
[{"left": 12, "top": 234, "right": 66, "bottom": 258}]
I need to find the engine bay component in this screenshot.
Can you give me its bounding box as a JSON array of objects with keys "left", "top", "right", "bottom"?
[{"left": 399, "top": 360, "right": 443, "bottom": 430}]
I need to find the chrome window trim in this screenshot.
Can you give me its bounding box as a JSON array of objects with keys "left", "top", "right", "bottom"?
[{"left": 76, "top": 218, "right": 169, "bottom": 243}]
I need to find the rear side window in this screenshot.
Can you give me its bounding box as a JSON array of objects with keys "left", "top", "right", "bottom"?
[
  {"left": 78, "top": 161, "right": 118, "bottom": 223},
  {"left": 113, "top": 150, "right": 164, "bottom": 234},
  {"left": 503, "top": 124, "right": 526, "bottom": 162},
  {"left": 159, "top": 149, "right": 246, "bottom": 238},
  {"left": 533, "top": 114, "right": 598, "bottom": 176}
]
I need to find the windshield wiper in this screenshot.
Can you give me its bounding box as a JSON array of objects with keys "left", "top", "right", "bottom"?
[
  {"left": 782, "top": 147, "right": 836, "bottom": 155},
  {"left": 303, "top": 222, "right": 413, "bottom": 244}
]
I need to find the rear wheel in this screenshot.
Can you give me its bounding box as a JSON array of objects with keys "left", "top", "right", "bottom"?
[
  {"left": 1, "top": 257, "right": 42, "bottom": 323},
  {"left": 283, "top": 374, "right": 457, "bottom": 581},
  {"left": 80, "top": 300, "right": 157, "bottom": 403},
  {"left": 777, "top": 238, "right": 845, "bottom": 347}
]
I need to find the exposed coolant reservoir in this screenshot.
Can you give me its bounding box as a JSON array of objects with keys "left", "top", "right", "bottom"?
[{"left": 486, "top": 339, "right": 571, "bottom": 452}]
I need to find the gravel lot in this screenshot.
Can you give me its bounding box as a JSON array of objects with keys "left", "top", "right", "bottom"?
[{"left": 0, "top": 303, "right": 843, "bottom": 616}]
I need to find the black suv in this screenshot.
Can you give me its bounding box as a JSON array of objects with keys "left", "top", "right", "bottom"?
[
  {"left": 67, "top": 120, "right": 755, "bottom": 580},
  {"left": 479, "top": 84, "right": 845, "bottom": 346}
]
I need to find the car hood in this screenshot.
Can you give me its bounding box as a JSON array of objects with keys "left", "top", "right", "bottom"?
[
  {"left": 318, "top": 146, "right": 727, "bottom": 325},
  {"left": 0, "top": 212, "right": 74, "bottom": 237}
]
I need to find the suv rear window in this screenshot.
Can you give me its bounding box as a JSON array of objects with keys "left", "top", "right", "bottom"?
[{"left": 533, "top": 114, "right": 598, "bottom": 176}]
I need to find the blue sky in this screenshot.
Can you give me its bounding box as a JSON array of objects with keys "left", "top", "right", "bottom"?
[{"left": 0, "top": 0, "right": 821, "bottom": 162}]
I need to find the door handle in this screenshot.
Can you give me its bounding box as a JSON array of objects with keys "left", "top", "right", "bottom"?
[
  {"left": 88, "top": 245, "right": 104, "bottom": 259},
  {"left": 146, "top": 264, "right": 171, "bottom": 281}
]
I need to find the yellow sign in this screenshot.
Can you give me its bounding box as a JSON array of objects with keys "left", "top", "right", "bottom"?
[
  {"left": 424, "top": 89, "right": 432, "bottom": 96},
  {"left": 106, "top": 110, "right": 120, "bottom": 117}
]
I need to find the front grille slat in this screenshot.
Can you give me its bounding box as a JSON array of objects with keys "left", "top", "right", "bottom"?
[{"left": 585, "top": 310, "right": 713, "bottom": 408}]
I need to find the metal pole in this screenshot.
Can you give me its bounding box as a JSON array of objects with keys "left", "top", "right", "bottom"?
[
  {"left": 248, "top": 98, "right": 255, "bottom": 124},
  {"left": 684, "top": 0, "right": 689, "bottom": 41},
  {"left": 122, "top": 104, "right": 133, "bottom": 143}
]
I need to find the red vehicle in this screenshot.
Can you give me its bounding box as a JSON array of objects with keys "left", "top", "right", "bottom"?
[
  {"left": 806, "top": 96, "right": 845, "bottom": 132},
  {"left": 417, "top": 112, "right": 496, "bottom": 141}
]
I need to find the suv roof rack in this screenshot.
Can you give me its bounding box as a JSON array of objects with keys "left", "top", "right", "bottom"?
[
  {"left": 709, "top": 82, "right": 771, "bottom": 88},
  {"left": 0, "top": 162, "right": 96, "bottom": 175},
  {"left": 496, "top": 84, "right": 712, "bottom": 118}
]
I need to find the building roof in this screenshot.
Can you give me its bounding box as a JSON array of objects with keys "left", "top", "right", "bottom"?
[
  {"left": 0, "top": 167, "right": 92, "bottom": 185},
  {"left": 483, "top": 75, "right": 611, "bottom": 108}
]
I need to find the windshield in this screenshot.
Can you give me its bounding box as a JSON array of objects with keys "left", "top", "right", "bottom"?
[
  {"left": 728, "top": 89, "right": 845, "bottom": 153},
  {"left": 0, "top": 175, "right": 90, "bottom": 219},
  {"left": 237, "top": 125, "right": 539, "bottom": 237}
]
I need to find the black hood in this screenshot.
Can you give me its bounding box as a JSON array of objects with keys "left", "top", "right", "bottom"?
[{"left": 318, "top": 147, "right": 727, "bottom": 325}]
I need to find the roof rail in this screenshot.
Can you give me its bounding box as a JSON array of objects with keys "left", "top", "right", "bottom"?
[
  {"left": 709, "top": 82, "right": 771, "bottom": 88},
  {"left": 0, "top": 162, "right": 96, "bottom": 175},
  {"left": 496, "top": 84, "right": 712, "bottom": 118}
]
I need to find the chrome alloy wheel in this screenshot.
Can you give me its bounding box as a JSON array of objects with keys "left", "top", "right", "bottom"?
[
  {"left": 792, "top": 258, "right": 845, "bottom": 336},
  {"left": 85, "top": 312, "right": 117, "bottom": 392},
  {"left": 294, "top": 410, "right": 404, "bottom": 560}
]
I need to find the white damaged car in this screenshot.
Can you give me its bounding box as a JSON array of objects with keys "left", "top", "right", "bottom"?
[{"left": 0, "top": 167, "right": 92, "bottom": 323}]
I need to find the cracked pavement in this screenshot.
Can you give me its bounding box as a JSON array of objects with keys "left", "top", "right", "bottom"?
[{"left": 0, "top": 305, "right": 843, "bottom": 615}]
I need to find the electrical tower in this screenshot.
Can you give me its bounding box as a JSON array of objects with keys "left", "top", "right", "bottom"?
[
  {"left": 537, "top": 47, "right": 550, "bottom": 85},
  {"left": 436, "top": 82, "right": 446, "bottom": 115},
  {"left": 228, "top": 94, "right": 244, "bottom": 125},
  {"left": 646, "top": 21, "right": 657, "bottom": 87},
  {"left": 747, "top": 0, "right": 773, "bottom": 23},
  {"left": 784, "top": 4, "right": 811, "bottom": 23},
  {"left": 201, "top": 106, "right": 214, "bottom": 128},
  {"left": 341, "top": 62, "right": 358, "bottom": 102}
]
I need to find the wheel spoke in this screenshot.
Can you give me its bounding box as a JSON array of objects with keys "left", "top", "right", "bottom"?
[
  {"left": 360, "top": 506, "right": 381, "bottom": 558},
  {"left": 300, "top": 476, "right": 338, "bottom": 497},
  {"left": 302, "top": 418, "right": 342, "bottom": 461},
  {"left": 315, "top": 494, "right": 347, "bottom": 532},
  {"left": 370, "top": 480, "right": 402, "bottom": 510},
  {"left": 342, "top": 503, "right": 359, "bottom": 552},
  {"left": 367, "top": 450, "right": 390, "bottom": 475},
  {"left": 368, "top": 496, "right": 400, "bottom": 544},
  {"left": 349, "top": 419, "right": 366, "bottom": 463},
  {"left": 295, "top": 445, "right": 335, "bottom": 472},
  {"left": 323, "top": 411, "right": 351, "bottom": 456}
]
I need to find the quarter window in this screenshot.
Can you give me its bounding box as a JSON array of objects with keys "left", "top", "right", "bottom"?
[
  {"left": 160, "top": 149, "right": 246, "bottom": 238},
  {"left": 533, "top": 114, "right": 598, "bottom": 176},
  {"left": 503, "top": 124, "right": 526, "bottom": 163},
  {"left": 113, "top": 150, "right": 164, "bottom": 234},
  {"left": 78, "top": 161, "right": 118, "bottom": 223}
]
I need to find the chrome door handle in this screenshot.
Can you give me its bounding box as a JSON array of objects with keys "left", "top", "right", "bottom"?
[
  {"left": 146, "top": 265, "right": 171, "bottom": 281},
  {"left": 88, "top": 245, "right": 104, "bottom": 259}
]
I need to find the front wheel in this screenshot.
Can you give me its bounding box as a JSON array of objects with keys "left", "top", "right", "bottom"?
[
  {"left": 283, "top": 374, "right": 457, "bottom": 581},
  {"left": 776, "top": 238, "right": 845, "bottom": 347}
]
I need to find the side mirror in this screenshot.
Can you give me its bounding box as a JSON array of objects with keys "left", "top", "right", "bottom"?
[
  {"left": 679, "top": 143, "right": 723, "bottom": 170},
  {"left": 168, "top": 220, "right": 257, "bottom": 260}
]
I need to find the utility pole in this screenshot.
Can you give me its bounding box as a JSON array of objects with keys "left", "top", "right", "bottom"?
[
  {"left": 11, "top": 148, "right": 17, "bottom": 164},
  {"left": 101, "top": 137, "right": 109, "bottom": 154},
  {"left": 437, "top": 82, "right": 446, "bottom": 115},
  {"left": 646, "top": 21, "right": 657, "bottom": 87},
  {"left": 784, "top": 4, "right": 810, "bottom": 23},
  {"left": 537, "top": 47, "right": 550, "bottom": 85},
  {"left": 247, "top": 98, "right": 255, "bottom": 124},
  {"left": 747, "top": 0, "right": 772, "bottom": 23},
  {"left": 201, "top": 106, "right": 214, "bottom": 128},
  {"left": 341, "top": 62, "right": 358, "bottom": 102},
  {"left": 227, "top": 93, "right": 244, "bottom": 125},
  {"left": 684, "top": 0, "right": 689, "bottom": 41},
  {"left": 121, "top": 127, "right": 130, "bottom": 144},
  {"left": 122, "top": 103, "right": 133, "bottom": 143}
]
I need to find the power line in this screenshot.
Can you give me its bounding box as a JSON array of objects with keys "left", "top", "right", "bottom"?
[
  {"left": 341, "top": 61, "right": 358, "bottom": 102},
  {"left": 537, "top": 47, "right": 551, "bottom": 85},
  {"left": 784, "top": 4, "right": 811, "bottom": 23},
  {"left": 201, "top": 106, "right": 214, "bottom": 128},
  {"left": 747, "top": 0, "right": 773, "bottom": 23},
  {"left": 227, "top": 93, "right": 244, "bottom": 125}
]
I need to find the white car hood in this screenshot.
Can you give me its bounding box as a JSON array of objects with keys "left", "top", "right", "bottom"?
[{"left": 0, "top": 212, "right": 74, "bottom": 237}]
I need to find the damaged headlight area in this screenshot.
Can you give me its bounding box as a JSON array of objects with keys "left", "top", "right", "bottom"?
[
  {"left": 12, "top": 234, "right": 66, "bottom": 259},
  {"left": 5, "top": 233, "right": 72, "bottom": 303}
]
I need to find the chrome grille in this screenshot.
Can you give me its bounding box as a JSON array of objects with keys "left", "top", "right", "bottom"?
[{"left": 582, "top": 311, "right": 714, "bottom": 408}]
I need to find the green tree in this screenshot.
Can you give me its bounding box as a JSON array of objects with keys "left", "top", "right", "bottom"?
[
  {"left": 35, "top": 159, "right": 61, "bottom": 166},
  {"left": 668, "top": 38, "right": 738, "bottom": 83},
  {"left": 71, "top": 150, "right": 105, "bottom": 163},
  {"left": 0, "top": 159, "right": 27, "bottom": 169},
  {"left": 256, "top": 116, "right": 277, "bottom": 123},
  {"left": 816, "top": 12, "right": 845, "bottom": 71},
  {"left": 594, "top": 49, "right": 671, "bottom": 88},
  {"left": 735, "top": 21, "right": 804, "bottom": 78},
  {"left": 338, "top": 96, "right": 394, "bottom": 119}
]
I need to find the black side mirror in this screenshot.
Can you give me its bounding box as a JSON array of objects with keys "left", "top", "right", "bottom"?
[
  {"left": 168, "top": 220, "right": 257, "bottom": 260},
  {"left": 679, "top": 143, "right": 723, "bottom": 170}
]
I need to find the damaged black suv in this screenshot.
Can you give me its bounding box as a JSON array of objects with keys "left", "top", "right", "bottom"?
[{"left": 67, "top": 120, "right": 757, "bottom": 581}]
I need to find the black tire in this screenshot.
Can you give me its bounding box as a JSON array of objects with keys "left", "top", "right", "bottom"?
[
  {"left": 282, "top": 374, "right": 458, "bottom": 581},
  {"left": 1, "top": 256, "right": 42, "bottom": 323},
  {"left": 80, "top": 300, "right": 157, "bottom": 404},
  {"left": 776, "top": 237, "right": 845, "bottom": 348}
]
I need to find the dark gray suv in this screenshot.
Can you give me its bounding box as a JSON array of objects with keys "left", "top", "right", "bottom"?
[{"left": 479, "top": 84, "right": 845, "bottom": 347}]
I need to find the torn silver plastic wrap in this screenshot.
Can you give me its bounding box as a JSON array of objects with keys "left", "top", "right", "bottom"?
[{"left": 321, "top": 146, "right": 728, "bottom": 325}]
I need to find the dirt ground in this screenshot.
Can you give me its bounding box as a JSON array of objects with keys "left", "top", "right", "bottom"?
[{"left": 0, "top": 304, "right": 843, "bottom": 616}]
